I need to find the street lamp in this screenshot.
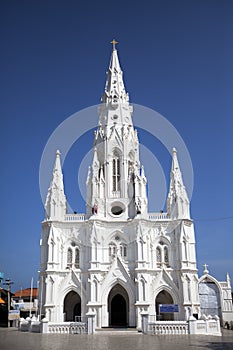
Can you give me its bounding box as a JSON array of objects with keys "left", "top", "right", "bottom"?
[{"left": 3, "top": 278, "right": 14, "bottom": 327}]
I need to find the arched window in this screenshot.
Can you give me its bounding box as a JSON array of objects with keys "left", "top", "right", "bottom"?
[
  {"left": 49, "top": 277, "right": 54, "bottom": 303},
  {"left": 67, "top": 248, "right": 72, "bottom": 269},
  {"left": 164, "top": 246, "right": 169, "bottom": 266},
  {"left": 183, "top": 238, "right": 188, "bottom": 260},
  {"left": 128, "top": 160, "right": 133, "bottom": 176},
  {"left": 186, "top": 275, "right": 191, "bottom": 301},
  {"left": 156, "top": 247, "right": 161, "bottom": 267},
  {"left": 141, "top": 279, "right": 146, "bottom": 301},
  {"left": 109, "top": 243, "right": 116, "bottom": 258},
  {"left": 93, "top": 280, "right": 98, "bottom": 302},
  {"left": 120, "top": 243, "right": 127, "bottom": 259},
  {"left": 113, "top": 152, "right": 120, "bottom": 192},
  {"left": 75, "top": 248, "right": 80, "bottom": 269},
  {"left": 155, "top": 240, "right": 170, "bottom": 269},
  {"left": 50, "top": 238, "right": 55, "bottom": 262}
]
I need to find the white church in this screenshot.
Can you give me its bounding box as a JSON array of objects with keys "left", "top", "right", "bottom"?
[{"left": 39, "top": 42, "right": 233, "bottom": 330}]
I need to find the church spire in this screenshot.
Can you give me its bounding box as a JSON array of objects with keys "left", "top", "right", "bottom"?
[
  {"left": 87, "top": 43, "right": 148, "bottom": 220},
  {"left": 101, "top": 39, "right": 129, "bottom": 106},
  {"left": 167, "top": 148, "right": 190, "bottom": 219},
  {"left": 44, "top": 150, "right": 67, "bottom": 220}
]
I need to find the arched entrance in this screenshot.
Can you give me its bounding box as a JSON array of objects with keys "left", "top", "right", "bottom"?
[
  {"left": 108, "top": 284, "right": 129, "bottom": 327},
  {"left": 63, "top": 291, "right": 81, "bottom": 321},
  {"left": 156, "top": 290, "right": 174, "bottom": 320}
]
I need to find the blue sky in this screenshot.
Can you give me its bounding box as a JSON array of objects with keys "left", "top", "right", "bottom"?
[{"left": 1, "top": 0, "right": 233, "bottom": 292}]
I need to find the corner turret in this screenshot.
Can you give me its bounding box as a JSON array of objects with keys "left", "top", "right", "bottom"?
[
  {"left": 167, "top": 148, "right": 190, "bottom": 219},
  {"left": 44, "top": 150, "right": 67, "bottom": 220}
]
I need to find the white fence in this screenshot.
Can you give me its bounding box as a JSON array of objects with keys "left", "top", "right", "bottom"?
[
  {"left": 189, "top": 315, "right": 221, "bottom": 336},
  {"left": 19, "top": 316, "right": 92, "bottom": 334},
  {"left": 148, "top": 321, "right": 188, "bottom": 335},
  {"left": 141, "top": 313, "right": 221, "bottom": 336},
  {"left": 47, "top": 322, "right": 87, "bottom": 334}
]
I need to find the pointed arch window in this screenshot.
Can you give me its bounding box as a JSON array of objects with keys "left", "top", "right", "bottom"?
[
  {"left": 164, "top": 246, "right": 169, "bottom": 267},
  {"left": 186, "top": 275, "right": 191, "bottom": 302},
  {"left": 113, "top": 152, "right": 120, "bottom": 192},
  {"left": 67, "top": 248, "right": 72, "bottom": 269},
  {"left": 141, "top": 279, "right": 146, "bottom": 301},
  {"left": 120, "top": 243, "right": 127, "bottom": 259},
  {"left": 75, "top": 248, "right": 80, "bottom": 269},
  {"left": 156, "top": 244, "right": 170, "bottom": 268},
  {"left": 93, "top": 279, "right": 98, "bottom": 302},
  {"left": 50, "top": 238, "right": 55, "bottom": 263},
  {"left": 156, "top": 247, "right": 162, "bottom": 267},
  {"left": 49, "top": 277, "right": 54, "bottom": 303},
  {"left": 109, "top": 243, "right": 116, "bottom": 258},
  {"left": 183, "top": 238, "right": 188, "bottom": 261}
]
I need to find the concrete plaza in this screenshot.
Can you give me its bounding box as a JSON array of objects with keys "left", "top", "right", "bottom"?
[{"left": 0, "top": 328, "right": 233, "bottom": 350}]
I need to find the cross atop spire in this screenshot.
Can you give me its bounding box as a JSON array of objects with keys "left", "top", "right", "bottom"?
[{"left": 111, "top": 39, "right": 118, "bottom": 50}]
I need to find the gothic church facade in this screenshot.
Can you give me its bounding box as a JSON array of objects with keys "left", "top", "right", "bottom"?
[{"left": 39, "top": 45, "right": 233, "bottom": 329}]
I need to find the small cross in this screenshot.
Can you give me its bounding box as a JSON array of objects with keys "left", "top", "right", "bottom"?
[
  {"left": 203, "top": 263, "right": 209, "bottom": 274},
  {"left": 111, "top": 39, "right": 118, "bottom": 50}
]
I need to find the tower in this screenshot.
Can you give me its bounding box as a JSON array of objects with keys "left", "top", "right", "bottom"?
[
  {"left": 39, "top": 42, "right": 202, "bottom": 329},
  {"left": 86, "top": 42, "right": 148, "bottom": 220}
]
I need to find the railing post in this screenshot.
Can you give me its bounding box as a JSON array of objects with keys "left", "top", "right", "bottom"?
[
  {"left": 141, "top": 311, "right": 149, "bottom": 334},
  {"left": 41, "top": 318, "right": 49, "bottom": 333},
  {"left": 86, "top": 311, "right": 96, "bottom": 334},
  {"left": 188, "top": 315, "right": 197, "bottom": 334}
]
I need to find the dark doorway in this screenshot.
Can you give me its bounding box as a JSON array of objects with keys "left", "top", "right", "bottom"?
[
  {"left": 156, "top": 290, "right": 174, "bottom": 321},
  {"left": 63, "top": 291, "right": 81, "bottom": 321},
  {"left": 111, "top": 294, "right": 127, "bottom": 326},
  {"left": 108, "top": 284, "right": 128, "bottom": 327}
]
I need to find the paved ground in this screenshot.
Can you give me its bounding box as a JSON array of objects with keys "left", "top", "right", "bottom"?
[{"left": 0, "top": 327, "right": 233, "bottom": 350}]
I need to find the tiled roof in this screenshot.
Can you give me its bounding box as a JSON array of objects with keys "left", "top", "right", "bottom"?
[{"left": 13, "top": 288, "right": 38, "bottom": 298}]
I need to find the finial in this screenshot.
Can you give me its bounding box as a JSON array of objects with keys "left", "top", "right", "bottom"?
[
  {"left": 56, "top": 150, "right": 61, "bottom": 157},
  {"left": 203, "top": 263, "right": 209, "bottom": 274},
  {"left": 111, "top": 39, "right": 118, "bottom": 50},
  {"left": 172, "top": 147, "right": 177, "bottom": 154},
  {"left": 141, "top": 165, "right": 145, "bottom": 177},
  {"left": 226, "top": 273, "right": 231, "bottom": 287}
]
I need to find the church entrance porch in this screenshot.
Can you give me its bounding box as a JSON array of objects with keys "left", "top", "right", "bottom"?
[
  {"left": 156, "top": 290, "right": 174, "bottom": 321},
  {"left": 63, "top": 291, "right": 81, "bottom": 322},
  {"left": 108, "top": 284, "right": 129, "bottom": 327}
]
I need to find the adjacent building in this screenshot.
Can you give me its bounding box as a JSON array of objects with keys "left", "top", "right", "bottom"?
[{"left": 13, "top": 288, "right": 38, "bottom": 318}]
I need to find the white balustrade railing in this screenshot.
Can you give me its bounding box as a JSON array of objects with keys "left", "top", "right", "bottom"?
[
  {"left": 48, "top": 322, "right": 87, "bottom": 334},
  {"left": 65, "top": 214, "right": 86, "bottom": 221},
  {"left": 148, "top": 212, "right": 169, "bottom": 220},
  {"left": 64, "top": 212, "right": 169, "bottom": 221},
  {"left": 144, "top": 315, "right": 221, "bottom": 336},
  {"left": 148, "top": 321, "right": 188, "bottom": 335}
]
